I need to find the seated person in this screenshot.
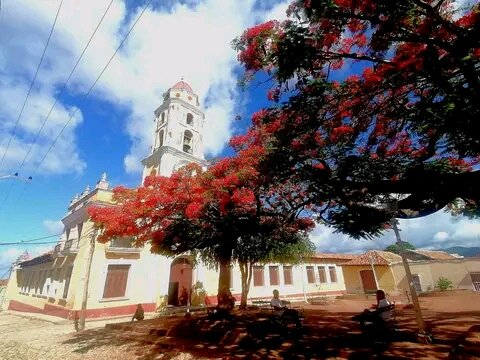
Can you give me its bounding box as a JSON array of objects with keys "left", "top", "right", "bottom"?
[
  {"left": 270, "top": 289, "right": 302, "bottom": 328},
  {"left": 131, "top": 304, "right": 145, "bottom": 322},
  {"left": 217, "top": 289, "right": 236, "bottom": 310},
  {"left": 352, "top": 289, "right": 394, "bottom": 330}
]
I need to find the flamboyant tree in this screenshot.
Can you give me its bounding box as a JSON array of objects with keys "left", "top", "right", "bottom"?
[
  {"left": 89, "top": 146, "right": 314, "bottom": 305},
  {"left": 232, "top": 0, "right": 480, "bottom": 238}
]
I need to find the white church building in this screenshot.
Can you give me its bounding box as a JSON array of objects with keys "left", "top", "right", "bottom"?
[{"left": 3, "top": 81, "right": 350, "bottom": 318}]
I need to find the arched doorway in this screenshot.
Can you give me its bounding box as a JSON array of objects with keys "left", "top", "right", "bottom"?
[{"left": 167, "top": 257, "right": 193, "bottom": 306}]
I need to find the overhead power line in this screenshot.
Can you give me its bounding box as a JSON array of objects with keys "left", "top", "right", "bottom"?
[
  {"left": 0, "top": 0, "right": 64, "bottom": 171},
  {"left": 16, "top": 0, "right": 115, "bottom": 173},
  {"left": 0, "top": 268, "right": 11, "bottom": 280},
  {"left": 0, "top": 233, "right": 62, "bottom": 246},
  {"left": 33, "top": 0, "right": 154, "bottom": 174}
]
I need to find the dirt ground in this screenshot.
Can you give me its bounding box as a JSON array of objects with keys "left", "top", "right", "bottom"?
[{"left": 0, "top": 291, "right": 479, "bottom": 360}]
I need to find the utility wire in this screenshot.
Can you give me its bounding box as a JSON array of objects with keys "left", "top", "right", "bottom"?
[
  {"left": 0, "top": 233, "right": 62, "bottom": 246},
  {"left": 16, "top": 0, "right": 115, "bottom": 173},
  {"left": 0, "top": 240, "right": 65, "bottom": 246},
  {"left": 0, "top": 0, "right": 64, "bottom": 171},
  {"left": 33, "top": 0, "right": 154, "bottom": 175},
  {"left": 0, "top": 268, "right": 11, "bottom": 280}
]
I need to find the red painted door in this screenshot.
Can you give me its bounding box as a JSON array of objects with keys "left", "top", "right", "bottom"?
[{"left": 360, "top": 270, "right": 377, "bottom": 293}]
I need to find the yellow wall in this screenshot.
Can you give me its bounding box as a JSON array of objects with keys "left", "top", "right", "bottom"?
[
  {"left": 342, "top": 265, "right": 397, "bottom": 294},
  {"left": 391, "top": 258, "right": 480, "bottom": 292}
]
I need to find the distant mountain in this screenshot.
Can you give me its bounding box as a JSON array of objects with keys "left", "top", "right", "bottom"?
[{"left": 442, "top": 246, "right": 480, "bottom": 257}]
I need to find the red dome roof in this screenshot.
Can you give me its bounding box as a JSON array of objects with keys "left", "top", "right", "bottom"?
[{"left": 171, "top": 80, "right": 193, "bottom": 93}]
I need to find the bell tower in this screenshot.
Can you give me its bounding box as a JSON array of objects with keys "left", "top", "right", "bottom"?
[{"left": 142, "top": 80, "right": 207, "bottom": 182}]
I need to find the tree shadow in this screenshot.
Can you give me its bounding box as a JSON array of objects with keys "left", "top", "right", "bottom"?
[{"left": 61, "top": 308, "right": 480, "bottom": 359}]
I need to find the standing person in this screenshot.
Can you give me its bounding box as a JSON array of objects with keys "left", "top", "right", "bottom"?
[
  {"left": 131, "top": 304, "right": 145, "bottom": 322},
  {"left": 179, "top": 286, "right": 189, "bottom": 306},
  {"left": 270, "top": 289, "right": 302, "bottom": 328},
  {"left": 352, "top": 289, "right": 394, "bottom": 330}
]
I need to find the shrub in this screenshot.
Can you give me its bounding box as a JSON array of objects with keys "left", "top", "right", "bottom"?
[{"left": 436, "top": 277, "right": 453, "bottom": 291}]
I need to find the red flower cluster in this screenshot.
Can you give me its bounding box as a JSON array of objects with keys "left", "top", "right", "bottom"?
[{"left": 330, "top": 125, "right": 354, "bottom": 142}]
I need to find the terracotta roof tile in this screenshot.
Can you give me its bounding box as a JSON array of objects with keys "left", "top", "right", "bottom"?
[
  {"left": 342, "top": 250, "right": 402, "bottom": 266},
  {"left": 414, "top": 250, "right": 460, "bottom": 260},
  {"left": 311, "top": 253, "right": 356, "bottom": 260}
]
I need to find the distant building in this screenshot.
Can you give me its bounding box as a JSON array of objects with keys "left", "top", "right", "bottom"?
[
  {"left": 3, "top": 81, "right": 351, "bottom": 319},
  {"left": 341, "top": 249, "right": 480, "bottom": 295}
]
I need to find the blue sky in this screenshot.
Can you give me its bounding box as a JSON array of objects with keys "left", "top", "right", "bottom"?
[{"left": 1, "top": 0, "right": 479, "bottom": 272}]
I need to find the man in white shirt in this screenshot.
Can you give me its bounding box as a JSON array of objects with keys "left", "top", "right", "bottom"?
[
  {"left": 270, "top": 289, "right": 302, "bottom": 328},
  {"left": 352, "top": 289, "right": 394, "bottom": 330}
]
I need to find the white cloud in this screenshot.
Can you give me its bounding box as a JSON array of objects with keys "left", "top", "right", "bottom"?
[
  {"left": 0, "top": 0, "right": 291, "bottom": 177},
  {"left": 0, "top": 245, "right": 54, "bottom": 273},
  {"left": 312, "top": 210, "right": 480, "bottom": 253},
  {"left": 42, "top": 220, "right": 64, "bottom": 235},
  {"left": 434, "top": 231, "right": 449, "bottom": 242}
]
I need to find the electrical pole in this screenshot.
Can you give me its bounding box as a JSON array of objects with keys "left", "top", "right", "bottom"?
[
  {"left": 78, "top": 229, "right": 97, "bottom": 331},
  {"left": 391, "top": 220, "right": 426, "bottom": 335},
  {"left": 369, "top": 254, "right": 380, "bottom": 290}
]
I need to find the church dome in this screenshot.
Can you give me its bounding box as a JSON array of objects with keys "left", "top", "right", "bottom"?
[{"left": 171, "top": 80, "right": 194, "bottom": 94}]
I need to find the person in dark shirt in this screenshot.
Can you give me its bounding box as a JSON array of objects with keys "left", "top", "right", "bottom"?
[
  {"left": 179, "top": 286, "right": 189, "bottom": 306},
  {"left": 131, "top": 304, "right": 144, "bottom": 321}
]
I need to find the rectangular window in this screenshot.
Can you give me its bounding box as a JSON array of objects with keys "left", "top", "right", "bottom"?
[
  {"left": 63, "top": 267, "right": 73, "bottom": 299},
  {"left": 306, "top": 266, "right": 315, "bottom": 284},
  {"left": 318, "top": 266, "right": 327, "bottom": 283},
  {"left": 27, "top": 272, "right": 33, "bottom": 293},
  {"left": 253, "top": 266, "right": 264, "bottom": 287},
  {"left": 229, "top": 265, "right": 234, "bottom": 289},
  {"left": 470, "top": 272, "right": 480, "bottom": 291},
  {"left": 103, "top": 264, "right": 131, "bottom": 299},
  {"left": 283, "top": 266, "right": 293, "bottom": 285},
  {"left": 40, "top": 270, "right": 47, "bottom": 295},
  {"left": 269, "top": 266, "right": 279, "bottom": 286},
  {"left": 329, "top": 266, "right": 337, "bottom": 283}
]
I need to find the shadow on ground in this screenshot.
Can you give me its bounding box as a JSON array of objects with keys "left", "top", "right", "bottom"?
[{"left": 62, "top": 308, "right": 480, "bottom": 359}]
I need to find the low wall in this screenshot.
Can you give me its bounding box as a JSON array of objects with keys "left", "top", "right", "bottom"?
[{"left": 8, "top": 300, "right": 156, "bottom": 319}]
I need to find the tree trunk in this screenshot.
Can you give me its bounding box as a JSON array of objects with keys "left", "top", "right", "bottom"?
[
  {"left": 392, "top": 220, "right": 426, "bottom": 334},
  {"left": 239, "top": 261, "right": 253, "bottom": 308},
  {"left": 217, "top": 247, "right": 233, "bottom": 306}
]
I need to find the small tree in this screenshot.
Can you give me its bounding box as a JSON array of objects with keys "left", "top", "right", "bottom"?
[
  {"left": 436, "top": 277, "right": 453, "bottom": 291},
  {"left": 385, "top": 241, "right": 415, "bottom": 254},
  {"left": 235, "top": 232, "right": 314, "bottom": 307}
]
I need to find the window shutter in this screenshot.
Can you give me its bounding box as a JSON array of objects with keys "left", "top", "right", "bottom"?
[
  {"left": 253, "top": 266, "right": 264, "bottom": 287},
  {"left": 283, "top": 266, "right": 293, "bottom": 285},
  {"left": 103, "top": 265, "right": 130, "bottom": 298},
  {"left": 269, "top": 266, "right": 279, "bottom": 286},
  {"left": 318, "top": 266, "right": 327, "bottom": 283},
  {"left": 306, "top": 266, "right": 315, "bottom": 283},
  {"left": 329, "top": 266, "right": 337, "bottom": 282}
]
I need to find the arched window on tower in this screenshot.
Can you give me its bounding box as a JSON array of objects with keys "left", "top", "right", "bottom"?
[
  {"left": 159, "top": 130, "right": 164, "bottom": 147},
  {"left": 183, "top": 130, "right": 193, "bottom": 154},
  {"left": 186, "top": 113, "right": 193, "bottom": 126},
  {"left": 160, "top": 112, "right": 165, "bottom": 125}
]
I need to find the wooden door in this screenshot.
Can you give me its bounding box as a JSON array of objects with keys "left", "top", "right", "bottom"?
[
  {"left": 412, "top": 274, "right": 422, "bottom": 293},
  {"left": 168, "top": 282, "right": 179, "bottom": 306},
  {"left": 360, "top": 270, "right": 377, "bottom": 293}
]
